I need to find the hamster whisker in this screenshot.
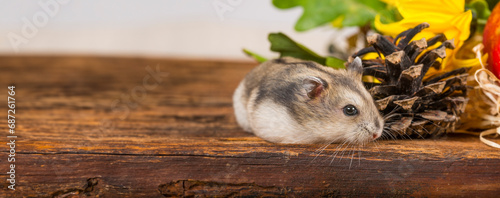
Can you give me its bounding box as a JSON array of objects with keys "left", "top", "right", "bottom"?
[
  {"left": 398, "top": 130, "right": 414, "bottom": 141},
  {"left": 396, "top": 131, "right": 409, "bottom": 140},
  {"left": 314, "top": 142, "right": 328, "bottom": 152},
  {"left": 383, "top": 111, "right": 447, "bottom": 140},
  {"left": 383, "top": 116, "right": 437, "bottom": 140},
  {"left": 330, "top": 140, "right": 347, "bottom": 164},
  {"left": 385, "top": 126, "right": 414, "bottom": 140},
  {"left": 420, "top": 125, "right": 431, "bottom": 134},
  {"left": 383, "top": 106, "right": 402, "bottom": 119},
  {"left": 349, "top": 149, "right": 355, "bottom": 170},
  {"left": 382, "top": 127, "right": 398, "bottom": 141},
  {"left": 380, "top": 133, "right": 391, "bottom": 141},
  {"left": 384, "top": 107, "right": 396, "bottom": 117},
  {"left": 406, "top": 127, "right": 425, "bottom": 139},
  {"left": 395, "top": 115, "right": 444, "bottom": 131},
  {"left": 383, "top": 113, "right": 399, "bottom": 121},
  {"left": 311, "top": 140, "right": 336, "bottom": 163},
  {"left": 413, "top": 117, "right": 444, "bottom": 129},
  {"left": 379, "top": 132, "right": 388, "bottom": 140},
  {"left": 335, "top": 145, "right": 348, "bottom": 163},
  {"left": 381, "top": 131, "right": 389, "bottom": 140},
  {"left": 333, "top": 140, "right": 348, "bottom": 151},
  {"left": 338, "top": 142, "right": 352, "bottom": 162},
  {"left": 330, "top": 140, "right": 348, "bottom": 164},
  {"left": 357, "top": 145, "right": 362, "bottom": 167},
  {"left": 313, "top": 142, "right": 332, "bottom": 154},
  {"left": 372, "top": 140, "right": 382, "bottom": 153}
]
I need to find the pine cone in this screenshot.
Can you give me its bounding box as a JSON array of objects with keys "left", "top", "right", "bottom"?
[{"left": 350, "top": 23, "right": 470, "bottom": 138}]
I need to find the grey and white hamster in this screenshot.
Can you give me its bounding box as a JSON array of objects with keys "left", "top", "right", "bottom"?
[{"left": 233, "top": 57, "right": 383, "bottom": 144}]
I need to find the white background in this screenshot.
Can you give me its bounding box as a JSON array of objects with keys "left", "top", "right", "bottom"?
[{"left": 0, "top": 0, "right": 352, "bottom": 60}]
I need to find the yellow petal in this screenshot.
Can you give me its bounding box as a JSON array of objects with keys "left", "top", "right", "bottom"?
[
  {"left": 374, "top": 14, "right": 411, "bottom": 37},
  {"left": 362, "top": 52, "right": 384, "bottom": 60},
  {"left": 376, "top": 14, "right": 451, "bottom": 35},
  {"left": 447, "top": 52, "right": 488, "bottom": 70},
  {"left": 440, "top": 48, "right": 456, "bottom": 70},
  {"left": 398, "top": 0, "right": 465, "bottom": 19},
  {"left": 448, "top": 10, "right": 472, "bottom": 41},
  {"left": 410, "top": 31, "right": 436, "bottom": 42}
]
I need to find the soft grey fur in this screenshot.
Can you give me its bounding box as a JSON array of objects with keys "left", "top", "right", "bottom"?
[{"left": 233, "top": 57, "right": 383, "bottom": 144}]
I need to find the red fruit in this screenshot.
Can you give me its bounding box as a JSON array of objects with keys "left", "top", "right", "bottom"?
[{"left": 483, "top": 2, "right": 500, "bottom": 78}]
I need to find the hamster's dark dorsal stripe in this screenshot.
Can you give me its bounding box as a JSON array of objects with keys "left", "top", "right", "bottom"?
[
  {"left": 254, "top": 80, "right": 299, "bottom": 106},
  {"left": 280, "top": 59, "right": 369, "bottom": 103},
  {"left": 335, "top": 76, "right": 364, "bottom": 97},
  {"left": 296, "top": 61, "right": 326, "bottom": 72},
  {"left": 273, "top": 58, "right": 287, "bottom": 64},
  {"left": 276, "top": 58, "right": 333, "bottom": 77},
  {"left": 290, "top": 61, "right": 341, "bottom": 84}
]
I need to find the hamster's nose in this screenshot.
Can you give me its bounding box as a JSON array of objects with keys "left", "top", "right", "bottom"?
[{"left": 372, "top": 133, "right": 381, "bottom": 140}]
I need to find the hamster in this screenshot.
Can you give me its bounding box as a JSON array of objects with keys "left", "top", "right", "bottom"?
[{"left": 233, "top": 56, "right": 384, "bottom": 144}]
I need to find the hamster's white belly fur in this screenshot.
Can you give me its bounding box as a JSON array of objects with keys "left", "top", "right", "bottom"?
[{"left": 232, "top": 79, "right": 251, "bottom": 132}]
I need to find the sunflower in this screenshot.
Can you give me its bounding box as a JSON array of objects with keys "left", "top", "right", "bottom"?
[{"left": 374, "top": 0, "right": 484, "bottom": 74}]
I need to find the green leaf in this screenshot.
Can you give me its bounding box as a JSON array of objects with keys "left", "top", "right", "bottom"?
[
  {"left": 377, "top": 7, "right": 401, "bottom": 24},
  {"left": 268, "top": 32, "right": 326, "bottom": 64},
  {"left": 467, "top": 0, "right": 493, "bottom": 33},
  {"left": 273, "top": 0, "right": 387, "bottom": 31},
  {"left": 268, "top": 32, "right": 346, "bottom": 68},
  {"left": 242, "top": 49, "right": 268, "bottom": 63},
  {"left": 272, "top": 0, "right": 303, "bottom": 9},
  {"left": 468, "top": 0, "right": 492, "bottom": 20},
  {"left": 325, "top": 57, "right": 346, "bottom": 69}
]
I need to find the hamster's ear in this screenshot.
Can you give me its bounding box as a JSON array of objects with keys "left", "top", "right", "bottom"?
[
  {"left": 347, "top": 57, "right": 363, "bottom": 78},
  {"left": 302, "top": 76, "right": 326, "bottom": 99}
]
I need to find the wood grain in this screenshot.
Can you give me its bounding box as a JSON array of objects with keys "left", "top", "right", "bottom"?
[{"left": 0, "top": 55, "right": 499, "bottom": 197}]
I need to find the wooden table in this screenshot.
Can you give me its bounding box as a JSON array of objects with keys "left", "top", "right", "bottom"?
[{"left": 1, "top": 56, "right": 499, "bottom": 197}]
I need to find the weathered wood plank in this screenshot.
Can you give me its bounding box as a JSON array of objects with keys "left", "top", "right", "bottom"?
[{"left": 0, "top": 56, "right": 499, "bottom": 197}]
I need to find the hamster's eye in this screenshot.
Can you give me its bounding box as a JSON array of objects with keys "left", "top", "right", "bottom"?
[{"left": 343, "top": 105, "right": 358, "bottom": 116}]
